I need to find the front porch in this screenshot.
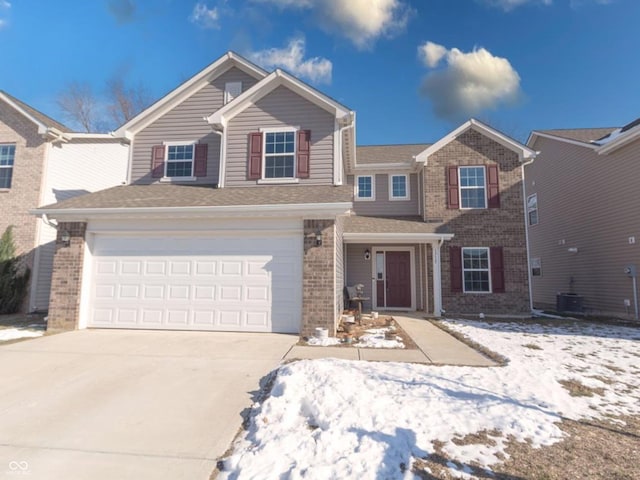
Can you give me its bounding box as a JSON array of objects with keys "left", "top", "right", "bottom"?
[{"left": 341, "top": 216, "right": 454, "bottom": 317}]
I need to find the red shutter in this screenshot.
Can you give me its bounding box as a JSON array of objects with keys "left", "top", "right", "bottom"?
[
  {"left": 151, "top": 145, "right": 165, "bottom": 178},
  {"left": 490, "top": 246, "right": 505, "bottom": 293},
  {"left": 296, "top": 129, "right": 311, "bottom": 178},
  {"left": 247, "top": 132, "right": 262, "bottom": 180},
  {"left": 447, "top": 166, "right": 459, "bottom": 209},
  {"left": 487, "top": 164, "right": 500, "bottom": 208},
  {"left": 194, "top": 143, "right": 208, "bottom": 177},
  {"left": 450, "top": 246, "right": 463, "bottom": 293}
]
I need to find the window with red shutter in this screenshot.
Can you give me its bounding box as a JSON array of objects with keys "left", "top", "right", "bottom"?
[
  {"left": 490, "top": 246, "right": 505, "bottom": 293},
  {"left": 194, "top": 144, "right": 208, "bottom": 177},
  {"left": 247, "top": 132, "right": 263, "bottom": 180},
  {"left": 487, "top": 164, "right": 500, "bottom": 208},
  {"left": 296, "top": 130, "right": 310, "bottom": 178},
  {"left": 151, "top": 145, "right": 165, "bottom": 178},
  {"left": 450, "top": 246, "right": 462, "bottom": 293},
  {"left": 447, "top": 166, "right": 459, "bottom": 209}
]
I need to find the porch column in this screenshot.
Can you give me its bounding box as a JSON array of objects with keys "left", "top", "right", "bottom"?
[{"left": 432, "top": 241, "right": 443, "bottom": 317}]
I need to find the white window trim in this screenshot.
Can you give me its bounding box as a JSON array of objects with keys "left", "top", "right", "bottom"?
[
  {"left": 389, "top": 174, "right": 410, "bottom": 201},
  {"left": 224, "top": 81, "right": 242, "bottom": 105},
  {"left": 259, "top": 127, "right": 298, "bottom": 181},
  {"left": 527, "top": 193, "right": 538, "bottom": 226},
  {"left": 0, "top": 144, "right": 15, "bottom": 190},
  {"left": 161, "top": 140, "right": 197, "bottom": 182},
  {"left": 462, "top": 247, "right": 492, "bottom": 294},
  {"left": 459, "top": 166, "right": 487, "bottom": 210},
  {"left": 355, "top": 174, "right": 375, "bottom": 201}
]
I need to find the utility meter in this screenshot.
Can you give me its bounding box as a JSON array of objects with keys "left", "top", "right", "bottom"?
[{"left": 624, "top": 265, "right": 637, "bottom": 278}]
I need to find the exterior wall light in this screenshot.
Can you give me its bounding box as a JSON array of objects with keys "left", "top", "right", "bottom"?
[
  {"left": 60, "top": 230, "right": 71, "bottom": 246},
  {"left": 364, "top": 249, "right": 371, "bottom": 260},
  {"left": 315, "top": 230, "right": 323, "bottom": 247}
]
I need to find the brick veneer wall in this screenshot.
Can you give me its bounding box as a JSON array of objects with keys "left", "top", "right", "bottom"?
[
  {"left": 424, "top": 129, "right": 530, "bottom": 313},
  {"left": 0, "top": 101, "right": 48, "bottom": 310},
  {"left": 301, "top": 219, "right": 337, "bottom": 337},
  {"left": 47, "top": 222, "right": 86, "bottom": 332}
]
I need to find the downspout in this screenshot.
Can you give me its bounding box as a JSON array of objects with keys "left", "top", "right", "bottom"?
[
  {"left": 335, "top": 112, "right": 355, "bottom": 186},
  {"left": 432, "top": 237, "right": 445, "bottom": 317},
  {"left": 521, "top": 154, "right": 538, "bottom": 314}
]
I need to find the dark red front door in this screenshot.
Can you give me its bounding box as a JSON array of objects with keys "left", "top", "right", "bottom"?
[{"left": 385, "top": 251, "right": 411, "bottom": 308}]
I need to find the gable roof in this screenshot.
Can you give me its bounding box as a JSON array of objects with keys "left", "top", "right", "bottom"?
[
  {"left": 591, "top": 116, "right": 640, "bottom": 154},
  {"left": 535, "top": 127, "right": 618, "bottom": 144},
  {"left": 114, "top": 52, "right": 268, "bottom": 138},
  {"left": 415, "top": 118, "right": 536, "bottom": 164},
  {"left": 207, "top": 68, "right": 353, "bottom": 127},
  {"left": 0, "top": 90, "right": 72, "bottom": 135}
]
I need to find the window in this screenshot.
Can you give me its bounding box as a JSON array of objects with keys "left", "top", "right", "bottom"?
[
  {"left": 224, "top": 81, "right": 242, "bottom": 104},
  {"left": 166, "top": 144, "right": 194, "bottom": 178},
  {"left": 0, "top": 144, "right": 15, "bottom": 189},
  {"left": 264, "top": 131, "right": 295, "bottom": 179},
  {"left": 459, "top": 166, "right": 486, "bottom": 209},
  {"left": 531, "top": 257, "right": 542, "bottom": 276},
  {"left": 462, "top": 248, "right": 491, "bottom": 292},
  {"left": 527, "top": 194, "right": 538, "bottom": 225},
  {"left": 356, "top": 175, "right": 374, "bottom": 200},
  {"left": 389, "top": 174, "right": 409, "bottom": 200}
]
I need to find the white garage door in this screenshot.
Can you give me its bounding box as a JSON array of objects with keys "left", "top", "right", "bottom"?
[{"left": 87, "top": 233, "right": 302, "bottom": 333}]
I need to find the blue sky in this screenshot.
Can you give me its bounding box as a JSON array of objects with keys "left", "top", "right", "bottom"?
[{"left": 1, "top": 0, "right": 638, "bottom": 143}]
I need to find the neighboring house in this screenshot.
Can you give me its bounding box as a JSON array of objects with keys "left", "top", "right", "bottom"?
[
  {"left": 0, "top": 91, "right": 129, "bottom": 312},
  {"left": 526, "top": 120, "right": 640, "bottom": 319},
  {"left": 34, "top": 52, "right": 535, "bottom": 337}
]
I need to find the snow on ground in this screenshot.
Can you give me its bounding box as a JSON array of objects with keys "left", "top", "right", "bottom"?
[
  {"left": 0, "top": 327, "right": 44, "bottom": 342},
  {"left": 306, "top": 336, "right": 342, "bottom": 347},
  {"left": 220, "top": 319, "right": 640, "bottom": 479},
  {"left": 354, "top": 327, "right": 405, "bottom": 349}
]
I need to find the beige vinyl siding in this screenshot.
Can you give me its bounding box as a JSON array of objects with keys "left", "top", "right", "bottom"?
[
  {"left": 130, "top": 67, "right": 259, "bottom": 185},
  {"left": 345, "top": 243, "right": 424, "bottom": 311},
  {"left": 526, "top": 136, "right": 640, "bottom": 318},
  {"left": 335, "top": 216, "right": 345, "bottom": 320},
  {"left": 347, "top": 174, "right": 420, "bottom": 216},
  {"left": 225, "top": 86, "right": 335, "bottom": 186}
]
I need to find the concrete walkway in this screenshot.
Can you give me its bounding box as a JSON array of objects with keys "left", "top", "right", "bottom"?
[{"left": 285, "top": 316, "right": 496, "bottom": 367}]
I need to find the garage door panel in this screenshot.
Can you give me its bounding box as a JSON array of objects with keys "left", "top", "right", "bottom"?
[{"left": 88, "top": 233, "right": 302, "bottom": 333}]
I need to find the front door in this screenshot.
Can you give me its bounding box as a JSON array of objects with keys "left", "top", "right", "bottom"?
[{"left": 375, "top": 250, "right": 412, "bottom": 309}]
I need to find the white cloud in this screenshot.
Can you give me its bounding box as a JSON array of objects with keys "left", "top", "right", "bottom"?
[
  {"left": 419, "top": 42, "right": 522, "bottom": 122},
  {"left": 190, "top": 2, "right": 220, "bottom": 29},
  {"left": 418, "top": 41, "right": 448, "bottom": 68},
  {"left": 0, "top": 19, "right": 6, "bottom": 29},
  {"left": 248, "top": 37, "right": 332, "bottom": 84},
  {"left": 0, "top": 1, "right": 11, "bottom": 9},
  {"left": 254, "top": 0, "right": 411, "bottom": 48}
]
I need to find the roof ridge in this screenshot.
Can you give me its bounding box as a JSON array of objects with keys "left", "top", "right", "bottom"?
[{"left": 0, "top": 89, "right": 73, "bottom": 132}]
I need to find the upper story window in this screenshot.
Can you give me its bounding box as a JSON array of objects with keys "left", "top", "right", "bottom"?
[
  {"left": 166, "top": 143, "right": 195, "bottom": 178},
  {"left": 462, "top": 247, "right": 490, "bottom": 293},
  {"left": 459, "top": 166, "right": 486, "bottom": 209},
  {"left": 0, "top": 144, "right": 15, "bottom": 189},
  {"left": 224, "top": 81, "right": 242, "bottom": 105},
  {"left": 264, "top": 131, "right": 295, "bottom": 179},
  {"left": 389, "top": 174, "right": 409, "bottom": 200},
  {"left": 527, "top": 193, "right": 538, "bottom": 225},
  {"left": 355, "top": 175, "right": 374, "bottom": 201}
]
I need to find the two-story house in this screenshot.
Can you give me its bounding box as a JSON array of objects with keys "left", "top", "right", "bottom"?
[
  {"left": 526, "top": 119, "right": 640, "bottom": 319},
  {"left": 34, "top": 52, "right": 535, "bottom": 337},
  {"left": 0, "top": 91, "right": 129, "bottom": 313}
]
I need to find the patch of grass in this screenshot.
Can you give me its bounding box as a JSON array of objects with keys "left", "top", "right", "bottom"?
[
  {"left": 558, "top": 379, "right": 606, "bottom": 397},
  {"left": 522, "top": 343, "right": 543, "bottom": 350}
]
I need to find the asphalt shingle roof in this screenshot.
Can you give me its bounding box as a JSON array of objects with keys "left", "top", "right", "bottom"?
[
  {"left": 1, "top": 90, "right": 72, "bottom": 133},
  {"left": 343, "top": 215, "right": 449, "bottom": 235},
  {"left": 537, "top": 127, "right": 618, "bottom": 144},
  {"left": 38, "top": 184, "right": 354, "bottom": 210},
  {"left": 356, "top": 144, "right": 431, "bottom": 165}
]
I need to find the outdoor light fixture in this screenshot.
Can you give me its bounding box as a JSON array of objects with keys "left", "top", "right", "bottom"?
[
  {"left": 315, "top": 230, "right": 323, "bottom": 246},
  {"left": 364, "top": 249, "right": 371, "bottom": 260},
  {"left": 60, "top": 230, "right": 71, "bottom": 246}
]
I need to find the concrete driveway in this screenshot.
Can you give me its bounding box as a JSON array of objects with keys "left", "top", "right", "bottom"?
[{"left": 0, "top": 329, "right": 296, "bottom": 480}]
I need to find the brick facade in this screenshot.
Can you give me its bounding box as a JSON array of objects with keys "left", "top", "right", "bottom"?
[
  {"left": 301, "top": 219, "right": 337, "bottom": 337},
  {"left": 424, "top": 130, "right": 530, "bottom": 313},
  {"left": 0, "top": 101, "right": 48, "bottom": 310},
  {"left": 47, "top": 222, "right": 86, "bottom": 332}
]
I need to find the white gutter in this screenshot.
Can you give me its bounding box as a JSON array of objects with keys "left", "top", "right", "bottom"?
[
  {"left": 521, "top": 155, "right": 537, "bottom": 313},
  {"left": 432, "top": 237, "right": 445, "bottom": 317},
  {"left": 343, "top": 232, "right": 454, "bottom": 244},
  {"left": 31, "top": 202, "right": 353, "bottom": 219}
]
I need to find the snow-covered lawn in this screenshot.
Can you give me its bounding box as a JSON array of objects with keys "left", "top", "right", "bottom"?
[
  {"left": 0, "top": 326, "right": 44, "bottom": 342},
  {"left": 220, "top": 319, "right": 640, "bottom": 479}
]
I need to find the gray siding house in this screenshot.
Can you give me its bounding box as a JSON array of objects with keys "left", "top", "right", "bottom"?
[
  {"left": 35, "top": 52, "right": 536, "bottom": 337},
  {"left": 526, "top": 120, "right": 640, "bottom": 319}
]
